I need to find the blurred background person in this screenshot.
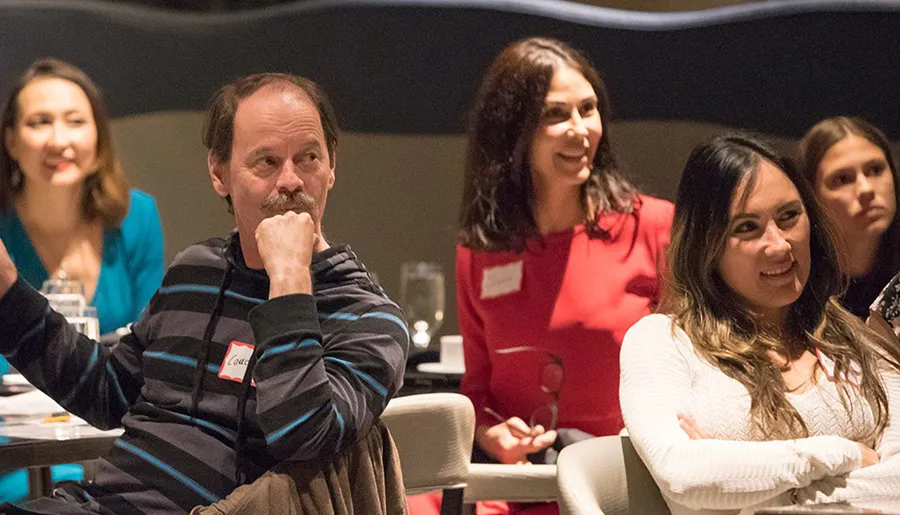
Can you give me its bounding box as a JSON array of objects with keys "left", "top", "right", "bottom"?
[
  {"left": 427, "top": 37, "right": 672, "bottom": 515},
  {"left": 0, "top": 57, "right": 164, "bottom": 502},
  {"left": 870, "top": 271, "right": 900, "bottom": 346},
  {"left": 800, "top": 117, "right": 899, "bottom": 318},
  {"left": 622, "top": 133, "right": 900, "bottom": 514}
]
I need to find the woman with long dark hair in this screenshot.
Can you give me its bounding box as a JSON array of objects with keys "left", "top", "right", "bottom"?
[
  {"left": 452, "top": 37, "right": 673, "bottom": 514},
  {"left": 799, "top": 117, "right": 899, "bottom": 318},
  {"left": 621, "top": 133, "right": 900, "bottom": 514}
]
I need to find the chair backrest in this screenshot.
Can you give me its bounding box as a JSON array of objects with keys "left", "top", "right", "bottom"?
[
  {"left": 381, "top": 392, "right": 474, "bottom": 495},
  {"left": 557, "top": 435, "right": 670, "bottom": 515}
]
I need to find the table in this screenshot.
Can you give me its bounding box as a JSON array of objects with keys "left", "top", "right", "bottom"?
[
  {"left": 401, "top": 368, "right": 462, "bottom": 396},
  {"left": 0, "top": 422, "right": 122, "bottom": 498},
  {"left": 0, "top": 384, "right": 34, "bottom": 397}
]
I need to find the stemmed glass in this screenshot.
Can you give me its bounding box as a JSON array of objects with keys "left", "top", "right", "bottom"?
[{"left": 399, "top": 262, "right": 445, "bottom": 349}]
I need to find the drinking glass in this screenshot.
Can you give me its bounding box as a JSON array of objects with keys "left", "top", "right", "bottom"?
[
  {"left": 69, "top": 306, "right": 101, "bottom": 341},
  {"left": 399, "top": 262, "right": 445, "bottom": 349},
  {"left": 40, "top": 275, "right": 86, "bottom": 319}
]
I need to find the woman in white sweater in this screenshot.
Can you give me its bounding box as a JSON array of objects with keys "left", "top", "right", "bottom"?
[{"left": 620, "top": 133, "right": 900, "bottom": 514}]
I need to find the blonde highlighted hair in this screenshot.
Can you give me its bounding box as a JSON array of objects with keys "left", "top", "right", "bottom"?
[{"left": 662, "top": 133, "right": 900, "bottom": 440}]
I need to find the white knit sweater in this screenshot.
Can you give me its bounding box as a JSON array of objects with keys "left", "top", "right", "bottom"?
[{"left": 620, "top": 314, "right": 900, "bottom": 514}]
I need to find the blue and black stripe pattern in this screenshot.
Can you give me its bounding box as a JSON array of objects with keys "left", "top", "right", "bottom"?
[{"left": 0, "top": 236, "right": 409, "bottom": 514}]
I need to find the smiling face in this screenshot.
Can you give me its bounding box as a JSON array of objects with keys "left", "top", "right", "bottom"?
[
  {"left": 4, "top": 77, "right": 98, "bottom": 191},
  {"left": 529, "top": 65, "right": 602, "bottom": 202},
  {"left": 209, "top": 85, "right": 335, "bottom": 268},
  {"left": 815, "top": 134, "right": 897, "bottom": 245},
  {"left": 717, "top": 159, "right": 812, "bottom": 326}
]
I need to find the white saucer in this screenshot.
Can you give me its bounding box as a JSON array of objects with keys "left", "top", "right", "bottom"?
[
  {"left": 417, "top": 362, "right": 465, "bottom": 375},
  {"left": 2, "top": 374, "right": 30, "bottom": 386}
]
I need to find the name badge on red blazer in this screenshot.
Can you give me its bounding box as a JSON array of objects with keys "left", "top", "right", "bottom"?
[
  {"left": 219, "top": 341, "right": 256, "bottom": 386},
  {"left": 481, "top": 261, "right": 523, "bottom": 299}
]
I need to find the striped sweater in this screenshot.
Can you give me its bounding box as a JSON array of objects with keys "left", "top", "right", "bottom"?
[{"left": 0, "top": 234, "right": 409, "bottom": 514}]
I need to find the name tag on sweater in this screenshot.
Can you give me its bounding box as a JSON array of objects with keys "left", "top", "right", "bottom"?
[
  {"left": 481, "top": 261, "right": 523, "bottom": 299},
  {"left": 219, "top": 341, "right": 256, "bottom": 386}
]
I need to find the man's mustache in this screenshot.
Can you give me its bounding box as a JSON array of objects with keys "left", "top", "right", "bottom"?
[{"left": 261, "top": 191, "right": 317, "bottom": 217}]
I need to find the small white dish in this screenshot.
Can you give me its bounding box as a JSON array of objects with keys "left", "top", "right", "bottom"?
[
  {"left": 417, "top": 362, "right": 465, "bottom": 375},
  {"left": 2, "top": 374, "right": 30, "bottom": 386}
]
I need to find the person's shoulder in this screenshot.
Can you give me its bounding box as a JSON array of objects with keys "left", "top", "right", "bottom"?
[
  {"left": 120, "top": 189, "right": 161, "bottom": 231},
  {"left": 455, "top": 243, "right": 473, "bottom": 264},
  {"left": 637, "top": 195, "right": 674, "bottom": 220},
  {"left": 623, "top": 313, "right": 695, "bottom": 352},
  {"left": 455, "top": 242, "right": 520, "bottom": 265},
  {"left": 125, "top": 189, "right": 160, "bottom": 217},
  {"left": 168, "top": 237, "right": 228, "bottom": 269},
  {"left": 871, "top": 270, "right": 900, "bottom": 334},
  {"left": 626, "top": 313, "right": 676, "bottom": 336},
  {"left": 129, "top": 188, "right": 157, "bottom": 206},
  {"left": 314, "top": 245, "right": 396, "bottom": 308},
  {"left": 634, "top": 195, "right": 674, "bottom": 240}
]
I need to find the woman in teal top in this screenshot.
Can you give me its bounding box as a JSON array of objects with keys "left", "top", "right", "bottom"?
[
  {"left": 0, "top": 188, "right": 163, "bottom": 337},
  {"left": 0, "top": 58, "right": 164, "bottom": 502}
]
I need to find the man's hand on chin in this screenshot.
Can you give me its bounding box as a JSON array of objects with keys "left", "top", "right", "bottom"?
[
  {"left": 255, "top": 211, "right": 318, "bottom": 299},
  {"left": 0, "top": 239, "right": 18, "bottom": 298}
]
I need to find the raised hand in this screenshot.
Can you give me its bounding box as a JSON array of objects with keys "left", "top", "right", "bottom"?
[
  {"left": 855, "top": 441, "right": 880, "bottom": 468},
  {"left": 255, "top": 211, "right": 318, "bottom": 298},
  {"left": 0, "top": 238, "right": 18, "bottom": 298}
]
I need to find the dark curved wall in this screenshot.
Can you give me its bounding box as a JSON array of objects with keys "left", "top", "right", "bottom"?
[
  {"left": 2, "top": 0, "right": 899, "bottom": 136},
  {"left": 1, "top": 0, "right": 898, "bottom": 338}
]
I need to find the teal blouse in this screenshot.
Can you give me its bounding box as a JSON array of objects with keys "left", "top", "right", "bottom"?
[{"left": 0, "top": 189, "right": 164, "bottom": 373}]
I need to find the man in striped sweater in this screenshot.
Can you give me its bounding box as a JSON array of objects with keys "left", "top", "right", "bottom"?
[{"left": 0, "top": 73, "right": 409, "bottom": 514}]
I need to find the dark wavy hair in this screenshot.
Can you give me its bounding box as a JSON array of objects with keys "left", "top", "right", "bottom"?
[
  {"left": 0, "top": 57, "right": 129, "bottom": 225},
  {"left": 661, "top": 132, "right": 900, "bottom": 440},
  {"left": 458, "top": 37, "right": 638, "bottom": 252},
  {"left": 202, "top": 72, "right": 339, "bottom": 213},
  {"left": 799, "top": 116, "right": 900, "bottom": 280}
]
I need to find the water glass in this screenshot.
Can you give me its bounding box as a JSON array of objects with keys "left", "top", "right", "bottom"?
[
  {"left": 70, "top": 306, "right": 101, "bottom": 341},
  {"left": 399, "top": 262, "right": 445, "bottom": 349},
  {"left": 41, "top": 277, "right": 86, "bottom": 319}
]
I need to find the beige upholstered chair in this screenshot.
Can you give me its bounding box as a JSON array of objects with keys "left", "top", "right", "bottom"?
[
  {"left": 381, "top": 393, "right": 475, "bottom": 515},
  {"left": 463, "top": 462, "right": 558, "bottom": 506},
  {"left": 385, "top": 391, "right": 556, "bottom": 513},
  {"left": 556, "top": 436, "right": 670, "bottom": 515}
]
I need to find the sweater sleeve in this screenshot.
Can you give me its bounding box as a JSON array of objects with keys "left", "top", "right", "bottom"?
[
  {"left": 455, "top": 245, "right": 495, "bottom": 428},
  {"left": 796, "top": 366, "right": 900, "bottom": 505},
  {"left": 248, "top": 292, "right": 408, "bottom": 462},
  {"left": 0, "top": 278, "right": 145, "bottom": 429},
  {"left": 620, "top": 314, "right": 863, "bottom": 511},
  {"left": 122, "top": 190, "right": 165, "bottom": 324}
]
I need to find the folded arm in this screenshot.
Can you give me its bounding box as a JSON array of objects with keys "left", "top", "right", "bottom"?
[
  {"left": 249, "top": 293, "right": 408, "bottom": 462},
  {"left": 620, "top": 314, "right": 862, "bottom": 510},
  {"left": 796, "top": 367, "right": 900, "bottom": 504}
]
